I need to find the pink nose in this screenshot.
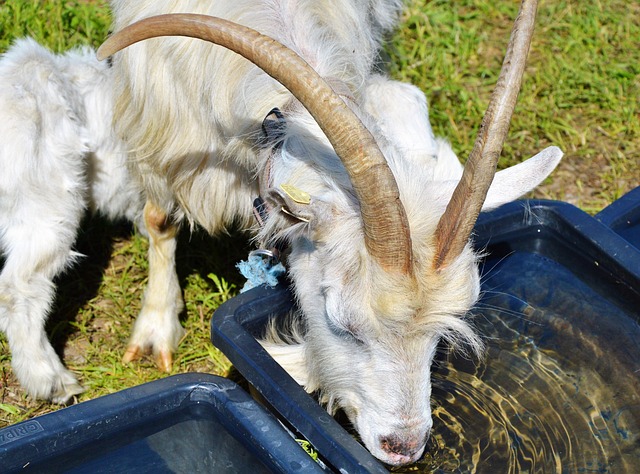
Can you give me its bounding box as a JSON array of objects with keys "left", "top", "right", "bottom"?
[{"left": 378, "top": 432, "right": 428, "bottom": 466}]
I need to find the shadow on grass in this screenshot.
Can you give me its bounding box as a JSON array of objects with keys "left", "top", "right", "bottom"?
[
  {"left": 46, "top": 216, "right": 135, "bottom": 353},
  {"left": 174, "top": 225, "right": 253, "bottom": 291},
  {"left": 46, "top": 215, "right": 252, "bottom": 356}
]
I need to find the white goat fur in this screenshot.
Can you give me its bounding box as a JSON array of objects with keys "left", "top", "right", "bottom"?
[
  {"left": 0, "top": 38, "right": 144, "bottom": 403},
  {"left": 109, "top": 0, "right": 561, "bottom": 466}
]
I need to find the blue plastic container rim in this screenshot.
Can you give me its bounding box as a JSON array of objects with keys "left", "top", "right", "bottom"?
[
  {"left": 475, "top": 200, "right": 640, "bottom": 308},
  {"left": 0, "top": 373, "right": 324, "bottom": 474},
  {"left": 595, "top": 186, "right": 640, "bottom": 252},
  {"left": 595, "top": 186, "right": 640, "bottom": 230},
  {"left": 213, "top": 283, "right": 388, "bottom": 474}
]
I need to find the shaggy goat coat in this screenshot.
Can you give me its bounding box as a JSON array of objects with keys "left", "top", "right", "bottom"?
[
  {"left": 0, "top": 38, "right": 143, "bottom": 403},
  {"left": 104, "top": 0, "right": 561, "bottom": 466}
]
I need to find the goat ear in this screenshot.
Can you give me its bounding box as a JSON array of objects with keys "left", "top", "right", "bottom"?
[
  {"left": 265, "top": 185, "right": 332, "bottom": 230},
  {"left": 261, "top": 107, "right": 287, "bottom": 144},
  {"left": 435, "top": 146, "right": 563, "bottom": 211},
  {"left": 482, "top": 146, "right": 563, "bottom": 211}
]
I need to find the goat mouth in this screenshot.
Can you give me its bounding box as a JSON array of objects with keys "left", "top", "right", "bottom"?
[
  {"left": 349, "top": 426, "right": 428, "bottom": 467},
  {"left": 376, "top": 439, "right": 427, "bottom": 467},
  {"left": 345, "top": 408, "right": 432, "bottom": 466}
]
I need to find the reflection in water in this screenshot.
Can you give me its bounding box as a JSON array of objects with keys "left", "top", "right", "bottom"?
[{"left": 394, "top": 253, "right": 640, "bottom": 473}]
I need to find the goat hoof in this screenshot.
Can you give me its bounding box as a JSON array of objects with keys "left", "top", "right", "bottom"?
[
  {"left": 122, "top": 345, "right": 173, "bottom": 372},
  {"left": 51, "top": 382, "right": 84, "bottom": 405},
  {"left": 47, "top": 370, "right": 85, "bottom": 405},
  {"left": 155, "top": 351, "right": 173, "bottom": 373},
  {"left": 122, "top": 345, "right": 143, "bottom": 364}
]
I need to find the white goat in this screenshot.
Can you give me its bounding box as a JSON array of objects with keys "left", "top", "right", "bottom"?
[
  {"left": 0, "top": 38, "right": 144, "bottom": 404},
  {"left": 101, "top": 0, "right": 561, "bottom": 466}
]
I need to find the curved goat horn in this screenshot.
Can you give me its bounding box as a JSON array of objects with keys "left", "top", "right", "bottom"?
[
  {"left": 98, "top": 14, "right": 413, "bottom": 274},
  {"left": 433, "top": 0, "right": 538, "bottom": 270}
]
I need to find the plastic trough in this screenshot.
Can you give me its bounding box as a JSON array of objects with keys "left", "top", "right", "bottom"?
[
  {"left": 0, "top": 373, "right": 324, "bottom": 473},
  {"left": 211, "top": 196, "right": 640, "bottom": 473},
  {"left": 596, "top": 186, "right": 640, "bottom": 250}
]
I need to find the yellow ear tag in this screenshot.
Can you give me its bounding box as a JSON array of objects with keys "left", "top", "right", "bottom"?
[{"left": 280, "top": 183, "right": 311, "bottom": 205}]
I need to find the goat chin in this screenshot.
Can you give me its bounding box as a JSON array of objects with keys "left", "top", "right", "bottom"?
[{"left": 0, "top": 37, "right": 144, "bottom": 404}]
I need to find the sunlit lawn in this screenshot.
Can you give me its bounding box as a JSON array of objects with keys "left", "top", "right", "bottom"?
[{"left": 0, "top": 0, "right": 638, "bottom": 426}]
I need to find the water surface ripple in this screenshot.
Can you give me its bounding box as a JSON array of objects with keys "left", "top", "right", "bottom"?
[{"left": 394, "top": 253, "right": 640, "bottom": 473}]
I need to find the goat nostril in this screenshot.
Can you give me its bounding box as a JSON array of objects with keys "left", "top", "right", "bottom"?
[
  {"left": 379, "top": 431, "right": 429, "bottom": 465},
  {"left": 380, "top": 434, "right": 418, "bottom": 456},
  {"left": 380, "top": 435, "right": 400, "bottom": 455}
]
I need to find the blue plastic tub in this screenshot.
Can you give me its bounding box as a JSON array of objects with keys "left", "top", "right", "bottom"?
[
  {"left": 213, "top": 283, "right": 386, "bottom": 474},
  {"left": 0, "top": 373, "right": 324, "bottom": 473},
  {"left": 211, "top": 199, "right": 640, "bottom": 473},
  {"left": 596, "top": 186, "right": 640, "bottom": 249}
]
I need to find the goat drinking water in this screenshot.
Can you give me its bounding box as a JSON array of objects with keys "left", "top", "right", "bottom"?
[{"left": 100, "top": 0, "right": 561, "bottom": 465}]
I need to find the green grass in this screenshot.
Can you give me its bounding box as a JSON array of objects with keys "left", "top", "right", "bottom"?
[
  {"left": 0, "top": 0, "right": 111, "bottom": 51},
  {"left": 387, "top": 0, "right": 639, "bottom": 212},
  {"left": 0, "top": 0, "right": 638, "bottom": 427}
]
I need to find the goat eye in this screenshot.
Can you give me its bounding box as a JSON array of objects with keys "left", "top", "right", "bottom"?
[{"left": 327, "top": 318, "right": 365, "bottom": 344}]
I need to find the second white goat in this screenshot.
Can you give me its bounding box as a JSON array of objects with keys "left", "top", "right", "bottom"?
[{"left": 0, "top": 38, "right": 144, "bottom": 403}]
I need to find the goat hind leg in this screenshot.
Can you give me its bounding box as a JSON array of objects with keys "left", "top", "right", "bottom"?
[
  {"left": 124, "top": 201, "right": 184, "bottom": 371},
  {"left": 0, "top": 243, "right": 84, "bottom": 404},
  {"left": 0, "top": 277, "right": 84, "bottom": 404}
]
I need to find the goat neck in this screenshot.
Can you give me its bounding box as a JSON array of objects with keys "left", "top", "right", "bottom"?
[{"left": 98, "top": 13, "right": 413, "bottom": 275}]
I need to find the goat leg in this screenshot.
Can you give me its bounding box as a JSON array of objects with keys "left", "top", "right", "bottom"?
[
  {"left": 123, "top": 201, "right": 184, "bottom": 371},
  {"left": 0, "top": 223, "right": 85, "bottom": 404}
]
